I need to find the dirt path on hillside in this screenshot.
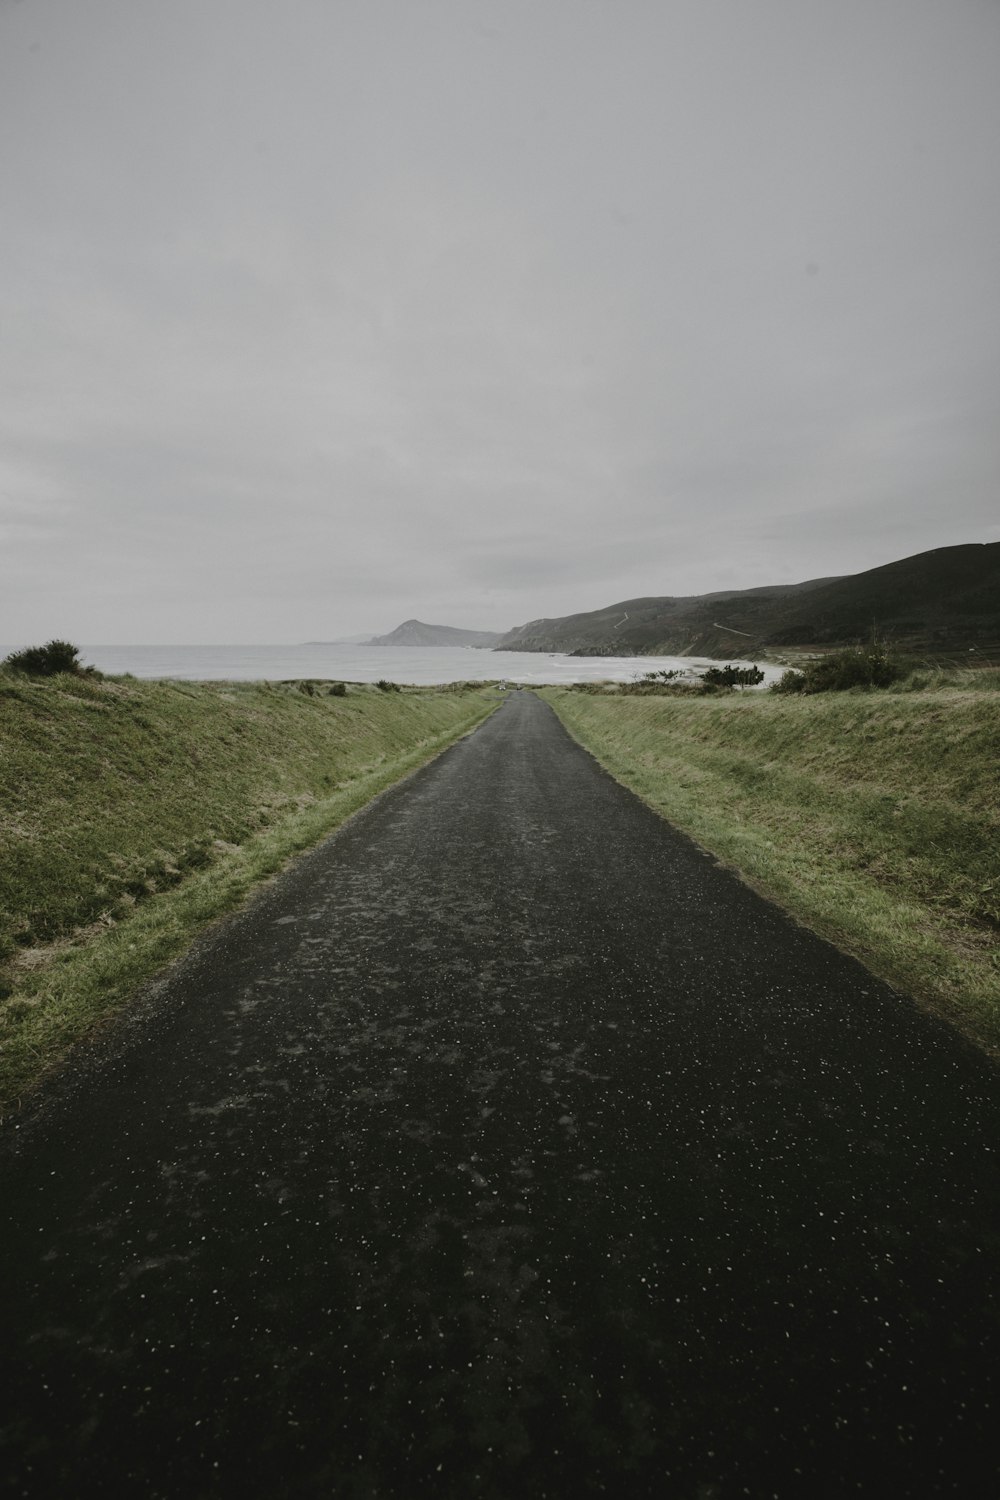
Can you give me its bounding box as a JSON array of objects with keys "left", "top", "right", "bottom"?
[{"left": 2, "top": 691, "right": 999, "bottom": 1498}]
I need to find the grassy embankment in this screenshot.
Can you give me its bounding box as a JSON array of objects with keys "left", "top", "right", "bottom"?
[
  {"left": 542, "top": 675, "right": 1000, "bottom": 1053},
  {"left": 0, "top": 673, "right": 497, "bottom": 1114}
]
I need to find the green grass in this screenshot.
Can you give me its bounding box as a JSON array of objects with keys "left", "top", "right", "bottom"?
[
  {"left": 542, "top": 684, "right": 1000, "bottom": 1053},
  {"left": 0, "top": 674, "right": 497, "bottom": 1113}
]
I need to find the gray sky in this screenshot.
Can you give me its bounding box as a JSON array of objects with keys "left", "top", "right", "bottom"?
[{"left": 3, "top": 0, "right": 998, "bottom": 643}]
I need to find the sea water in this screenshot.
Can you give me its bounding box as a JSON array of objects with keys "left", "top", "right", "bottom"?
[{"left": 25, "top": 643, "right": 782, "bottom": 686}]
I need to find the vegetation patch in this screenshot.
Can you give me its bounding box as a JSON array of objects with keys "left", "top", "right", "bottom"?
[
  {"left": 542, "top": 678, "right": 1000, "bottom": 1053},
  {"left": 771, "top": 641, "right": 902, "bottom": 693},
  {"left": 2, "top": 639, "right": 97, "bottom": 678},
  {"left": 0, "top": 674, "right": 496, "bottom": 1113}
]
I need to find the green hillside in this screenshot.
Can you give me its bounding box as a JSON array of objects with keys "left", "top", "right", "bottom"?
[{"left": 498, "top": 542, "right": 1000, "bottom": 659}]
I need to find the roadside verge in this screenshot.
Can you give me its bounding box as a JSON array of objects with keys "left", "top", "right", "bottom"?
[
  {"left": 0, "top": 676, "right": 497, "bottom": 1115},
  {"left": 541, "top": 686, "right": 1000, "bottom": 1056}
]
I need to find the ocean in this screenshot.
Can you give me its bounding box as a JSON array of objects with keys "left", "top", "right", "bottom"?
[{"left": 3, "top": 643, "right": 783, "bottom": 686}]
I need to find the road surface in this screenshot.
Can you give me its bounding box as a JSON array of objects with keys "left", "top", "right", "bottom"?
[{"left": 2, "top": 691, "right": 999, "bottom": 1498}]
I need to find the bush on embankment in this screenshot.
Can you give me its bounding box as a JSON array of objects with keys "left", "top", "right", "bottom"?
[
  {"left": 542, "top": 685, "right": 1000, "bottom": 1053},
  {"left": 2, "top": 639, "right": 96, "bottom": 678},
  {"left": 0, "top": 674, "right": 495, "bottom": 1112},
  {"left": 771, "top": 641, "right": 902, "bottom": 693}
]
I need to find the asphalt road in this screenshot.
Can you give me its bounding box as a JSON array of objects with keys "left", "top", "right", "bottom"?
[{"left": 2, "top": 690, "right": 999, "bottom": 1499}]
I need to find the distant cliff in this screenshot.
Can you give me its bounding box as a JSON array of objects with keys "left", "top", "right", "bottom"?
[{"left": 369, "top": 619, "right": 503, "bottom": 648}]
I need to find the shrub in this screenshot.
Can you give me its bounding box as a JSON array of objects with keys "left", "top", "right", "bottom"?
[
  {"left": 701, "top": 663, "right": 765, "bottom": 690},
  {"left": 2, "top": 640, "right": 93, "bottom": 677},
  {"left": 771, "top": 669, "right": 807, "bottom": 695},
  {"left": 375, "top": 679, "right": 401, "bottom": 692},
  {"left": 771, "top": 643, "right": 903, "bottom": 694},
  {"left": 329, "top": 682, "right": 347, "bottom": 697}
]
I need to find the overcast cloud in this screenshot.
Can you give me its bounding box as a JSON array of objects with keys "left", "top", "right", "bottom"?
[{"left": 2, "top": 0, "right": 998, "bottom": 642}]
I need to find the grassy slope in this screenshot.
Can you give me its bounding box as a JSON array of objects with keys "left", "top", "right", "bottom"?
[
  {"left": 542, "top": 686, "right": 1000, "bottom": 1053},
  {"left": 0, "top": 674, "right": 496, "bottom": 1112}
]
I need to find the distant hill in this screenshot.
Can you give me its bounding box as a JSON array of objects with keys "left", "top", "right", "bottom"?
[
  {"left": 495, "top": 543, "right": 1000, "bottom": 659},
  {"left": 369, "top": 619, "right": 504, "bottom": 648}
]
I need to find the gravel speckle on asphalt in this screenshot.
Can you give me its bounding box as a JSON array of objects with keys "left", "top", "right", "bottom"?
[{"left": 1, "top": 691, "right": 999, "bottom": 1498}]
